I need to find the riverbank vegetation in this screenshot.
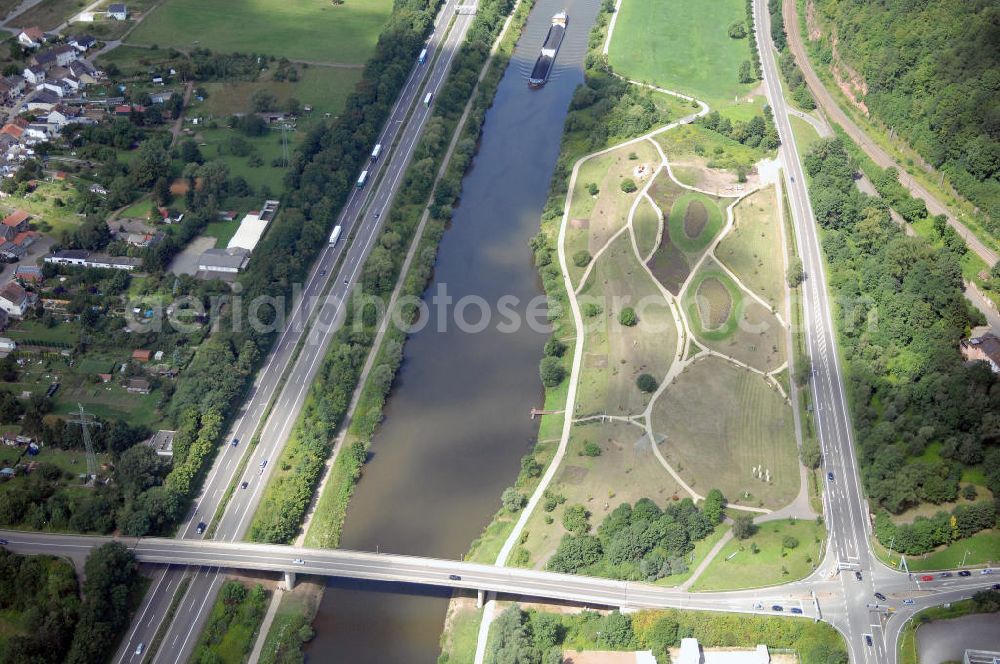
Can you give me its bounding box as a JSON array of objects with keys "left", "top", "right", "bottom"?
[
  {"left": 190, "top": 580, "right": 270, "bottom": 664},
  {"left": 806, "top": 0, "right": 999, "bottom": 235},
  {"left": 484, "top": 604, "right": 847, "bottom": 664},
  {"left": 0, "top": 543, "right": 143, "bottom": 664},
  {"left": 802, "top": 136, "right": 1000, "bottom": 554}
]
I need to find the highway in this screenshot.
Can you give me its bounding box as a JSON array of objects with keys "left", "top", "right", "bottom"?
[
  {"left": 3, "top": 531, "right": 995, "bottom": 633},
  {"left": 101, "top": 2, "right": 481, "bottom": 662}
]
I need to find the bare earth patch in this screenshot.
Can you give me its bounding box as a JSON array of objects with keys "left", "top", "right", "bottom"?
[
  {"left": 683, "top": 199, "right": 709, "bottom": 240},
  {"left": 696, "top": 277, "right": 733, "bottom": 329},
  {"left": 670, "top": 156, "right": 760, "bottom": 193}
]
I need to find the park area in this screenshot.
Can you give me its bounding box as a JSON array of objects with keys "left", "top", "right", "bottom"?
[
  {"left": 126, "top": 0, "right": 393, "bottom": 64},
  {"left": 513, "top": 112, "right": 801, "bottom": 579}
]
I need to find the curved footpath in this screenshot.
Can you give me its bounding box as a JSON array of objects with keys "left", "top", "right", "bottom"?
[
  {"left": 782, "top": 0, "right": 997, "bottom": 267},
  {"left": 472, "top": 76, "right": 818, "bottom": 661}
]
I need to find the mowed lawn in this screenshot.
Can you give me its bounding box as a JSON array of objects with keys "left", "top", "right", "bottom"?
[
  {"left": 693, "top": 518, "right": 825, "bottom": 590},
  {"left": 127, "top": 0, "right": 393, "bottom": 64},
  {"left": 608, "top": 0, "right": 754, "bottom": 105},
  {"left": 198, "top": 67, "right": 362, "bottom": 117},
  {"left": 653, "top": 355, "right": 798, "bottom": 509}
]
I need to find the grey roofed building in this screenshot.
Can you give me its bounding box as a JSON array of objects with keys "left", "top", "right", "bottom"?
[{"left": 197, "top": 247, "right": 250, "bottom": 273}]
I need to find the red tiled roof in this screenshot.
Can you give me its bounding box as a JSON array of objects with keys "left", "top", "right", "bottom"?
[
  {"left": 21, "top": 27, "right": 43, "bottom": 40},
  {"left": 0, "top": 124, "right": 23, "bottom": 139},
  {"left": 2, "top": 210, "right": 29, "bottom": 227}
]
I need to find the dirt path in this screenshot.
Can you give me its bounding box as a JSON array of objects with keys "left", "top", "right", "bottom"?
[
  {"left": 169, "top": 81, "right": 194, "bottom": 147},
  {"left": 783, "top": 0, "right": 997, "bottom": 267}
]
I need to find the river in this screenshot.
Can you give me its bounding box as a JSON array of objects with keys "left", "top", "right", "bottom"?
[{"left": 304, "top": 0, "right": 601, "bottom": 661}]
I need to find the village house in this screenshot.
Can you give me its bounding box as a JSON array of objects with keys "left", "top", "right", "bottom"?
[
  {"left": 16, "top": 27, "right": 45, "bottom": 50},
  {"left": 131, "top": 349, "right": 151, "bottom": 362},
  {"left": 0, "top": 281, "right": 37, "bottom": 318},
  {"left": 1, "top": 209, "right": 30, "bottom": 238},
  {"left": 108, "top": 4, "right": 127, "bottom": 20},
  {"left": 22, "top": 66, "right": 45, "bottom": 86},
  {"left": 960, "top": 333, "right": 1000, "bottom": 373},
  {"left": 126, "top": 378, "right": 151, "bottom": 394},
  {"left": 31, "top": 45, "right": 78, "bottom": 69},
  {"left": 68, "top": 35, "right": 96, "bottom": 52}
]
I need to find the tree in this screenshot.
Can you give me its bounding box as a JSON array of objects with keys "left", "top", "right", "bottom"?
[
  {"left": 521, "top": 454, "right": 542, "bottom": 479},
  {"left": 572, "top": 250, "right": 591, "bottom": 267},
  {"left": 130, "top": 140, "right": 170, "bottom": 189},
  {"left": 738, "top": 60, "right": 756, "bottom": 84},
  {"left": 783, "top": 535, "right": 799, "bottom": 549},
  {"left": 581, "top": 440, "right": 601, "bottom": 457},
  {"left": 786, "top": 257, "right": 805, "bottom": 287},
  {"left": 0, "top": 389, "right": 24, "bottom": 423},
  {"left": 620, "top": 178, "right": 637, "bottom": 193},
  {"left": 586, "top": 182, "right": 599, "bottom": 195},
  {"left": 618, "top": 307, "right": 637, "bottom": 326},
  {"left": 728, "top": 22, "right": 747, "bottom": 39},
  {"left": 636, "top": 373, "right": 658, "bottom": 393},
  {"left": 539, "top": 357, "right": 565, "bottom": 388},
  {"left": 645, "top": 616, "right": 679, "bottom": 653},
  {"left": 702, "top": 489, "right": 726, "bottom": 524},
  {"left": 502, "top": 487, "right": 525, "bottom": 512},
  {"left": 116, "top": 445, "right": 163, "bottom": 499},
  {"left": 732, "top": 514, "right": 756, "bottom": 539},
  {"left": 251, "top": 90, "right": 277, "bottom": 112}
]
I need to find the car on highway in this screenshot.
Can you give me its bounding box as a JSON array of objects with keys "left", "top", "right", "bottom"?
[
  {"left": 903, "top": 599, "right": 915, "bottom": 605},
  {"left": 938, "top": 572, "right": 953, "bottom": 578},
  {"left": 920, "top": 575, "right": 935, "bottom": 581},
  {"left": 448, "top": 574, "right": 462, "bottom": 581},
  {"left": 292, "top": 559, "right": 305, "bottom": 565},
  {"left": 771, "top": 605, "right": 783, "bottom": 612},
  {"left": 196, "top": 521, "right": 206, "bottom": 534},
  {"left": 0, "top": 538, "right": 7, "bottom": 545},
  {"left": 874, "top": 592, "right": 887, "bottom": 601},
  {"left": 827, "top": 472, "right": 834, "bottom": 481},
  {"left": 790, "top": 607, "right": 803, "bottom": 614},
  {"left": 231, "top": 437, "right": 239, "bottom": 447},
  {"left": 959, "top": 570, "right": 971, "bottom": 577},
  {"left": 992, "top": 583, "right": 1000, "bottom": 590},
  {"left": 241, "top": 481, "right": 248, "bottom": 490},
  {"left": 981, "top": 569, "right": 993, "bottom": 575},
  {"left": 855, "top": 571, "right": 863, "bottom": 581},
  {"left": 135, "top": 643, "right": 144, "bottom": 655},
  {"left": 319, "top": 269, "right": 326, "bottom": 276},
  {"left": 259, "top": 459, "right": 267, "bottom": 469},
  {"left": 865, "top": 635, "right": 873, "bottom": 647}
]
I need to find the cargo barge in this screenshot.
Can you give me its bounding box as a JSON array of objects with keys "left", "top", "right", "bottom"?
[{"left": 528, "top": 12, "right": 567, "bottom": 88}]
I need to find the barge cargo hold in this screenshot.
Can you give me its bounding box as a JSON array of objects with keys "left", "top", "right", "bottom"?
[{"left": 528, "top": 12, "right": 567, "bottom": 88}]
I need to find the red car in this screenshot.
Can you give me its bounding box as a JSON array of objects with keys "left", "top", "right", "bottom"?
[{"left": 920, "top": 575, "right": 935, "bottom": 582}]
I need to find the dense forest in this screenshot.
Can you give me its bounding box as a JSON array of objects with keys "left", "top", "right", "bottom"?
[
  {"left": 809, "top": 0, "right": 1000, "bottom": 231},
  {"left": 804, "top": 137, "right": 999, "bottom": 550}
]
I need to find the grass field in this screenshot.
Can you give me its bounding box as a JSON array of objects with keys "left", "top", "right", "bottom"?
[
  {"left": 717, "top": 185, "right": 786, "bottom": 315},
  {"left": 632, "top": 196, "right": 661, "bottom": 259},
  {"left": 692, "top": 518, "right": 825, "bottom": 590},
  {"left": 127, "top": 0, "right": 392, "bottom": 64},
  {"left": 198, "top": 67, "right": 362, "bottom": 118},
  {"left": 195, "top": 127, "right": 288, "bottom": 193},
  {"left": 683, "top": 265, "right": 743, "bottom": 340},
  {"left": 875, "top": 530, "right": 1000, "bottom": 571},
  {"left": 789, "top": 115, "right": 822, "bottom": 162},
  {"left": 653, "top": 356, "right": 798, "bottom": 509},
  {"left": 438, "top": 604, "right": 483, "bottom": 664},
  {"left": 608, "top": 0, "right": 754, "bottom": 107},
  {"left": 657, "top": 124, "right": 767, "bottom": 173},
  {"left": 516, "top": 421, "right": 686, "bottom": 570},
  {"left": 203, "top": 218, "right": 240, "bottom": 247},
  {"left": 574, "top": 234, "right": 677, "bottom": 417},
  {"left": 564, "top": 142, "right": 660, "bottom": 287},
  {"left": 6, "top": 180, "right": 86, "bottom": 236}
]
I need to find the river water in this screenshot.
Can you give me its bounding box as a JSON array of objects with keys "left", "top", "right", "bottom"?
[{"left": 305, "top": 0, "right": 601, "bottom": 660}]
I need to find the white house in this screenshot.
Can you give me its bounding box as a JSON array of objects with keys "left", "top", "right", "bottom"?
[
  {"left": 23, "top": 66, "right": 45, "bottom": 85},
  {"left": 16, "top": 27, "right": 44, "bottom": 50},
  {"left": 0, "top": 282, "right": 36, "bottom": 318},
  {"left": 68, "top": 35, "right": 96, "bottom": 52},
  {"left": 107, "top": 3, "right": 127, "bottom": 20}
]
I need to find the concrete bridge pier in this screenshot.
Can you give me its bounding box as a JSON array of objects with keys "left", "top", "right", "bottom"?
[
  {"left": 283, "top": 571, "right": 296, "bottom": 590},
  {"left": 477, "top": 590, "right": 485, "bottom": 608}
]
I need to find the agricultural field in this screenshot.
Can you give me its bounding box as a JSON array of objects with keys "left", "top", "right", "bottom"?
[
  {"left": 607, "top": 0, "right": 754, "bottom": 107},
  {"left": 652, "top": 356, "right": 798, "bottom": 509},
  {"left": 126, "top": 0, "right": 393, "bottom": 64},
  {"left": 692, "top": 518, "right": 826, "bottom": 590},
  {"left": 9, "top": 0, "right": 86, "bottom": 30}
]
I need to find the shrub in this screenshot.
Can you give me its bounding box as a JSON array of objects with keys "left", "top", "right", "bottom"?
[
  {"left": 728, "top": 22, "right": 747, "bottom": 38},
  {"left": 783, "top": 535, "right": 799, "bottom": 549},
  {"left": 502, "top": 487, "right": 525, "bottom": 512},
  {"left": 573, "top": 249, "right": 592, "bottom": 267},
  {"left": 586, "top": 182, "right": 599, "bottom": 195},
  {"left": 540, "top": 356, "right": 566, "bottom": 387},
  {"left": 544, "top": 336, "right": 567, "bottom": 357},
  {"left": 581, "top": 440, "right": 602, "bottom": 457},
  {"left": 618, "top": 307, "right": 637, "bottom": 326},
  {"left": 620, "top": 178, "right": 637, "bottom": 193},
  {"left": 582, "top": 302, "right": 603, "bottom": 317}
]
